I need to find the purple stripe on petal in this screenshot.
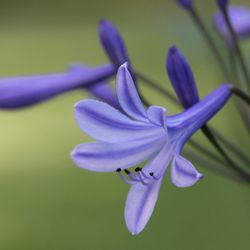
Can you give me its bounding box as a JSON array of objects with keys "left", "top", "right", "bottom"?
[
  {"left": 0, "top": 64, "right": 115, "bottom": 108},
  {"left": 75, "top": 99, "right": 165, "bottom": 143},
  {"left": 71, "top": 136, "right": 166, "bottom": 172},
  {"left": 116, "top": 63, "right": 148, "bottom": 122},
  {"left": 125, "top": 178, "right": 163, "bottom": 235},
  {"left": 171, "top": 154, "right": 203, "bottom": 188}
]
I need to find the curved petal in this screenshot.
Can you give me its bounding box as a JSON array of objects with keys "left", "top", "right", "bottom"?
[
  {"left": 75, "top": 99, "right": 164, "bottom": 143},
  {"left": 71, "top": 136, "right": 165, "bottom": 172},
  {"left": 147, "top": 106, "right": 167, "bottom": 130},
  {"left": 116, "top": 63, "right": 148, "bottom": 122},
  {"left": 171, "top": 154, "right": 203, "bottom": 188},
  {"left": 125, "top": 178, "right": 163, "bottom": 235}
]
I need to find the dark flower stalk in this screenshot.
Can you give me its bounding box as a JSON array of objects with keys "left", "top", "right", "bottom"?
[
  {"left": 176, "top": 0, "right": 231, "bottom": 81},
  {"left": 216, "top": 1, "right": 250, "bottom": 93}
]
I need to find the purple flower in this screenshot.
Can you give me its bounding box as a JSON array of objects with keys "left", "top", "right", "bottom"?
[
  {"left": 214, "top": 6, "right": 250, "bottom": 44},
  {"left": 176, "top": 0, "right": 194, "bottom": 10},
  {"left": 71, "top": 62, "right": 232, "bottom": 235},
  {"left": 166, "top": 45, "right": 199, "bottom": 108},
  {"left": 0, "top": 19, "right": 128, "bottom": 109}
]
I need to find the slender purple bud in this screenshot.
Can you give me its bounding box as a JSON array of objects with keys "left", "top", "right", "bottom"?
[
  {"left": 166, "top": 46, "right": 199, "bottom": 108},
  {"left": 176, "top": 0, "right": 194, "bottom": 10},
  {"left": 217, "top": 0, "right": 229, "bottom": 9},
  {"left": 99, "top": 19, "right": 130, "bottom": 67}
]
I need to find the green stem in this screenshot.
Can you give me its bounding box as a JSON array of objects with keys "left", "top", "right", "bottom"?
[
  {"left": 221, "top": 6, "right": 250, "bottom": 92},
  {"left": 189, "top": 7, "right": 231, "bottom": 81}
]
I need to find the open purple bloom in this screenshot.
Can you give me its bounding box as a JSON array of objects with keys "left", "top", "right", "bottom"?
[
  {"left": 0, "top": 19, "right": 128, "bottom": 109},
  {"left": 167, "top": 45, "right": 199, "bottom": 108},
  {"left": 214, "top": 6, "right": 250, "bottom": 45},
  {"left": 71, "top": 62, "right": 232, "bottom": 235}
]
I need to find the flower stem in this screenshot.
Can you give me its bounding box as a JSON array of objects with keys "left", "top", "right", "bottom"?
[
  {"left": 220, "top": 6, "right": 250, "bottom": 93},
  {"left": 188, "top": 7, "right": 231, "bottom": 81},
  {"left": 201, "top": 125, "right": 250, "bottom": 183},
  {"left": 232, "top": 88, "right": 250, "bottom": 106}
]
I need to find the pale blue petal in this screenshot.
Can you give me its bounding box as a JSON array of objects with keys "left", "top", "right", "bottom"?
[
  {"left": 125, "top": 178, "right": 163, "bottom": 235},
  {"left": 142, "top": 143, "right": 174, "bottom": 178},
  {"left": 171, "top": 154, "right": 203, "bottom": 188},
  {"left": 71, "top": 136, "right": 165, "bottom": 172},
  {"left": 116, "top": 63, "right": 148, "bottom": 122},
  {"left": 75, "top": 99, "right": 164, "bottom": 143}
]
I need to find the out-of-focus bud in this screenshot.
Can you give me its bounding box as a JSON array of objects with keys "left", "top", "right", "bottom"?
[
  {"left": 214, "top": 6, "right": 250, "bottom": 45},
  {"left": 166, "top": 46, "right": 199, "bottom": 108}
]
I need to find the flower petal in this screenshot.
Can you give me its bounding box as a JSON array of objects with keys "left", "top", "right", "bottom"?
[
  {"left": 75, "top": 99, "right": 164, "bottom": 143},
  {"left": 71, "top": 136, "right": 165, "bottom": 172},
  {"left": 125, "top": 178, "right": 163, "bottom": 235},
  {"left": 142, "top": 142, "right": 174, "bottom": 178},
  {"left": 116, "top": 63, "right": 147, "bottom": 121},
  {"left": 171, "top": 154, "right": 203, "bottom": 188},
  {"left": 0, "top": 64, "right": 115, "bottom": 108},
  {"left": 147, "top": 106, "right": 167, "bottom": 130}
]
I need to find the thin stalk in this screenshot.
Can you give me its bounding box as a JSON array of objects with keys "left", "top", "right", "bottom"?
[
  {"left": 184, "top": 150, "right": 245, "bottom": 184},
  {"left": 211, "top": 128, "right": 250, "bottom": 167},
  {"left": 201, "top": 125, "right": 250, "bottom": 182},
  {"left": 233, "top": 88, "right": 250, "bottom": 106},
  {"left": 188, "top": 7, "right": 231, "bottom": 81},
  {"left": 220, "top": 6, "right": 250, "bottom": 92}
]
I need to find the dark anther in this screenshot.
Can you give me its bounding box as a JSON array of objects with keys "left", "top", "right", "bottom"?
[
  {"left": 135, "top": 167, "right": 142, "bottom": 172},
  {"left": 124, "top": 169, "right": 130, "bottom": 175},
  {"left": 116, "top": 168, "right": 122, "bottom": 172},
  {"left": 149, "top": 172, "right": 154, "bottom": 176}
]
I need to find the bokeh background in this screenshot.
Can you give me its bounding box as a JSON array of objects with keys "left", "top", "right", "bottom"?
[{"left": 0, "top": 0, "right": 249, "bottom": 249}]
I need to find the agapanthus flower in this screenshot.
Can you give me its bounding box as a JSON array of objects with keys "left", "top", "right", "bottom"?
[
  {"left": 71, "top": 62, "right": 232, "bottom": 235},
  {"left": 0, "top": 19, "right": 128, "bottom": 109},
  {"left": 214, "top": 6, "right": 250, "bottom": 45}
]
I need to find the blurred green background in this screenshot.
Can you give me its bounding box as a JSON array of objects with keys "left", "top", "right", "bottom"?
[{"left": 0, "top": 0, "right": 249, "bottom": 249}]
